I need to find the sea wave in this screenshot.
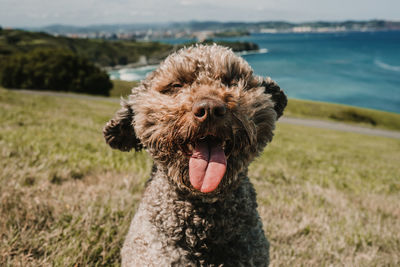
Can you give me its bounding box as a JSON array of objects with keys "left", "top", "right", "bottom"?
[
  {"left": 126, "top": 65, "right": 159, "bottom": 72},
  {"left": 113, "top": 65, "right": 158, "bottom": 81},
  {"left": 374, "top": 59, "right": 400, "bottom": 72},
  {"left": 109, "top": 73, "right": 120, "bottom": 80},
  {"left": 236, "top": 48, "right": 268, "bottom": 56},
  {"left": 119, "top": 72, "right": 143, "bottom": 81}
]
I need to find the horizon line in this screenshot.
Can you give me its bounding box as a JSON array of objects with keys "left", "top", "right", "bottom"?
[{"left": 3, "top": 18, "right": 400, "bottom": 29}]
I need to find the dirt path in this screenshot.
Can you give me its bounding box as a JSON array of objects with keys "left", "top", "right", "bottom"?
[{"left": 13, "top": 89, "right": 400, "bottom": 140}]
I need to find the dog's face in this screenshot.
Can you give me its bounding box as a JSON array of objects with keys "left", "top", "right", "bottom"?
[{"left": 104, "top": 45, "right": 287, "bottom": 198}]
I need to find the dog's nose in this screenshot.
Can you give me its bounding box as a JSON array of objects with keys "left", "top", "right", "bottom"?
[{"left": 192, "top": 98, "right": 226, "bottom": 122}]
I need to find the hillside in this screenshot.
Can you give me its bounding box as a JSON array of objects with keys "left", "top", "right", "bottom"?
[
  {"left": 0, "top": 29, "right": 173, "bottom": 66},
  {"left": 0, "top": 29, "right": 259, "bottom": 67},
  {"left": 1, "top": 88, "right": 399, "bottom": 265}
]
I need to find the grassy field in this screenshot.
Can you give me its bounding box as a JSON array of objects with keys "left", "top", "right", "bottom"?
[{"left": 0, "top": 88, "right": 399, "bottom": 266}]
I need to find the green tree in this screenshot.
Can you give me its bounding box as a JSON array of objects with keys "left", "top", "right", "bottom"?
[{"left": 0, "top": 49, "right": 112, "bottom": 96}]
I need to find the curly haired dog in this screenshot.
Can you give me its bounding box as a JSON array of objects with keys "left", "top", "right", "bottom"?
[{"left": 104, "top": 45, "right": 287, "bottom": 266}]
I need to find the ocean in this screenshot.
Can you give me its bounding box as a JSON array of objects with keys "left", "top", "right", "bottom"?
[{"left": 108, "top": 31, "right": 400, "bottom": 113}]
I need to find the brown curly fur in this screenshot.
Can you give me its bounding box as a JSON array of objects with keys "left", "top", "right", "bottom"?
[{"left": 103, "top": 44, "right": 287, "bottom": 266}]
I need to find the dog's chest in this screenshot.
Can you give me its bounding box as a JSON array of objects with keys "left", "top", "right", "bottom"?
[
  {"left": 144, "top": 177, "right": 259, "bottom": 262},
  {"left": 122, "top": 175, "right": 269, "bottom": 266}
]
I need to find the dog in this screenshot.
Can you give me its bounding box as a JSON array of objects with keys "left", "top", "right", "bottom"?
[{"left": 104, "top": 44, "right": 287, "bottom": 266}]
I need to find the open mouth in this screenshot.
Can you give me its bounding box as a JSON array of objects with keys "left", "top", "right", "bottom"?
[{"left": 187, "top": 136, "right": 231, "bottom": 193}]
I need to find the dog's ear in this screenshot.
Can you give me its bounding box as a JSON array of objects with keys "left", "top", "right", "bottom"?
[
  {"left": 262, "top": 77, "right": 287, "bottom": 120},
  {"left": 103, "top": 102, "right": 142, "bottom": 152}
]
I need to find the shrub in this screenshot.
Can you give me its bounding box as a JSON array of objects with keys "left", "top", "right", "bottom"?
[
  {"left": 329, "top": 110, "right": 377, "bottom": 126},
  {"left": 0, "top": 49, "right": 112, "bottom": 95}
]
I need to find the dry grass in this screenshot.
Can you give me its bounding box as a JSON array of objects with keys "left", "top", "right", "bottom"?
[
  {"left": 1, "top": 88, "right": 399, "bottom": 266},
  {"left": 0, "top": 89, "right": 151, "bottom": 266},
  {"left": 252, "top": 124, "right": 400, "bottom": 266}
]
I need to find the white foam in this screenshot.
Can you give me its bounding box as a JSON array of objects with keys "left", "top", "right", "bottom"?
[
  {"left": 109, "top": 74, "right": 119, "bottom": 80},
  {"left": 134, "top": 65, "right": 159, "bottom": 71},
  {"left": 119, "top": 72, "right": 142, "bottom": 81},
  {"left": 236, "top": 48, "right": 268, "bottom": 56},
  {"left": 374, "top": 59, "right": 400, "bottom": 72},
  {"left": 114, "top": 65, "right": 158, "bottom": 81},
  {"left": 118, "top": 68, "right": 131, "bottom": 74}
]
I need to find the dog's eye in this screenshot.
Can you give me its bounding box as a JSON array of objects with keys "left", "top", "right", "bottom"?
[
  {"left": 231, "top": 82, "right": 238, "bottom": 87},
  {"left": 160, "top": 88, "right": 174, "bottom": 95},
  {"left": 160, "top": 83, "right": 183, "bottom": 95},
  {"left": 172, "top": 83, "right": 183, "bottom": 88}
]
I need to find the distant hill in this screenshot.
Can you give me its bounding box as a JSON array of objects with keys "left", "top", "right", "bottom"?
[
  {"left": 0, "top": 29, "right": 259, "bottom": 67},
  {"left": 27, "top": 20, "right": 400, "bottom": 35}
]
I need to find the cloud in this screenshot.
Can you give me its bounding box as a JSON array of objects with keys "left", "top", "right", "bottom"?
[
  {"left": 180, "top": 0, "right": 195, "bottom": 6},
  {"left": 1, "top": 0, "right": 399, "bottom": 27}
]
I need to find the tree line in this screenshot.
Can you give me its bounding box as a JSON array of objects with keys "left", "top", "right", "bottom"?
[{"left": 0, "top": 48, "right": 112, "bottom": 95}]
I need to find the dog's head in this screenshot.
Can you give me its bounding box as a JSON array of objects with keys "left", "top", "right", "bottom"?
[{"left": 104, "top": 45, "right": 287, "bottom": 198}]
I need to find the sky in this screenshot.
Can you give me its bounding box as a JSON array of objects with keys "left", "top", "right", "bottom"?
[{"left": 1, "top": 0, "right": 400, "bottom": 28}]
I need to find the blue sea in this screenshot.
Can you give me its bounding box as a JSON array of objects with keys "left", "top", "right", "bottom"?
[{"left": 109, "top": 31, "right": 400, "bottom": 113}]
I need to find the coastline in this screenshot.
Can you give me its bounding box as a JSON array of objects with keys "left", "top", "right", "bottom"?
[
  {"left": 104, "top": 48, "right": 269, "bottom": 72},
  {"left": 103, "top": 59, "right": 162, "bottom": 72}
]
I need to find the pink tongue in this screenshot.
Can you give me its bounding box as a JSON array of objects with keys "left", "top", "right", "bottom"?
[{"left": 189, "top": 140, "right": 227, "bottom": 193}]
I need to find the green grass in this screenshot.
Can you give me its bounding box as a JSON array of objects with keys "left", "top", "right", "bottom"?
[
  {"left": 285, "top": 98, "right": 400, "bottom": 131},
  {"left": 0, "top": 88, "right": 399, "bottom": 266},
  {"left": 110, "top": 80, "right": 138, "bottom": 98}
]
